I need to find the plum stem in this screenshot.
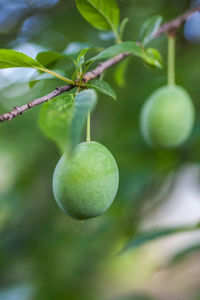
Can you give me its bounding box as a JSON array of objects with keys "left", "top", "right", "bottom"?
[
  {"left": 168, "top": 35, "right": 176, "bottom": 86},
  {"left": 86, "top": 111, "right": 91, "bottom": 142}
]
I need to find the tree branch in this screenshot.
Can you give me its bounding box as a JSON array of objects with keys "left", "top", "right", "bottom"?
[
  {"left": 83, "top": 52, "right": 130, "bottom": 83},
  {"left": 0, "top": 85, "right": 73, "bottom": 122},
  {"left": 0, "top": 5, "right": 200, "bottom": 123}
]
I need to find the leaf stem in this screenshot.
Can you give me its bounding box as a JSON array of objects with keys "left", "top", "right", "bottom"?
[
  {"left": 86, "top": 111, "right": 91, "bottom": 142},
  {"left": 168, "top": 35, "right": 176, "bottom": 86},
  {"left": 38, "top": 67, "right": 75, "bottom": 85}
]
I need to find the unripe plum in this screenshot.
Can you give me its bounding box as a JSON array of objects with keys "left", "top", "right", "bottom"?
[
  {"left": 53, "top": 141, "right": 119, "bottom": 220},
  {"left": 140, "top": 85, "right": 195, "bottom": 148}
]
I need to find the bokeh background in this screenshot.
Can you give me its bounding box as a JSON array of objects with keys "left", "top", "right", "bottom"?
[{"left": 1, "top": 0, "right": 200, "bottom": 299}]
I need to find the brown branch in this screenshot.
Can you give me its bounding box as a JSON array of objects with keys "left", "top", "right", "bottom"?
[
  {"left": 83, "top": 52, "right": 130, "bottom": 83},
  {"left": 0, "top": 85, "right": 73, "bottom": 122},
  {"left": 0, "top": 52, "right": 130, "bottom": 122},
  {"left": 155, "top": 5, "right": 200, "bottom": 37},
  {"left": 0, "top": 5, "right": 200, "bottom": 123}
]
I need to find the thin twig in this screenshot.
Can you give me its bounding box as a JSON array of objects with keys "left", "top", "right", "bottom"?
[{"left": 0, "top": 5, "right": 200, "bottom": 123}]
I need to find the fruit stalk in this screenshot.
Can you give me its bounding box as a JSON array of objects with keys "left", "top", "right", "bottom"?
[{"left": 168, "top": 35, "right": 176, "bottom": 86}]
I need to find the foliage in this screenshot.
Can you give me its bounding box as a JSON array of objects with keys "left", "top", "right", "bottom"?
[
  {"left": 139, "top": 15, "right": 163, "bottom": 46},
  {"left": 86, "top": 79, "right": 116, "bottom": 99},
  {"left": 0, "top": 0, "right": 200, "bottom": 299},
  {"left": 39, "top": 93, "right": 75, "bottom": 152}
]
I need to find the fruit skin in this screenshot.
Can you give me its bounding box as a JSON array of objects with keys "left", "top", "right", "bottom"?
[
  {"left": 140, "top": 85, "right": 195, "bottom": 148},
  {"left": 184, "top": 11, "right": 200, "bottom": 43},
  {"left": 53, "top": 141, "right": 119, "bottom": 220}
]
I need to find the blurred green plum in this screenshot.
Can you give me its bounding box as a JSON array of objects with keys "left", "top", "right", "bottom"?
[
  {"left": 53, "top": 141, "right": 119, "bottom": 220},
  {"left": 140, "top": 85, "right": 195, "bottom": 148}
]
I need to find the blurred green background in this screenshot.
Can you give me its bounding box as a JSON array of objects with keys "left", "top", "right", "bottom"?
[{"left": 1, "top": 0, "right": 200, "bottom": 299}]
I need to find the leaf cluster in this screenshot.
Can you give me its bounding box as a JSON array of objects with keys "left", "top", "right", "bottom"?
[{"left": 0, "top": 1, "right": 163, "bottom": 155}]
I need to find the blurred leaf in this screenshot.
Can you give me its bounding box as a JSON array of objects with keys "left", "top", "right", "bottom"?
[
  {"left": 36, "top": 51, "right": 70, "bottom": 68},
  {"left": 122, "top": 223, "right": 200, "bottom": 253},
  {"left": 99, "top": 31, "right": 115, "bottom": 42},
  {"left": 29, "top": 70, "right": 67, "bottom": 88},
  {"left": 63, "top": 42, "right": 93, "bottom": 58},
  {"left": 38, "top": 93, "right": 74, "bottom": 151},
  {"left": 70, "top": 89, "right": 97, "bottom": 151},
  {"left": 29, "top": 75, "right": 51, "bottom": 88},
  {"left": 142, "top": 48, "right": 163, "bottom": 69},
  {"left": 170, "top": 242, "right": 200, "bottom": 265},
  {"left": 112, "top": 295, "right": 157, "bottom": 300},
  {"left": 0, "top": 284, "right": 34, "bottom": 300},
  {"left": 139, "top": 15, "right": 163, "bottom": 46},
  {"left": 88, "top": 41, "right": 144, "bottom": 62},
  {"left": 0, "top": 49, "right": 43, "bottom": 69},
  {"left": 86, "top": 79, "right": 116, "bottom": 99},
  {"left": 114, "top": 57, "right": 130, "bottom": 87},
  {"left": 119, "top": 17, "right": 129, "bottom": 39},
  {"left": 75, "top": 0, "right": 120, "bottom": 31}
]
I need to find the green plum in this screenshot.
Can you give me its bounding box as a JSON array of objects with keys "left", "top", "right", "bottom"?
[
  {"left": 140, "top": 85, "right": 195, "bottom": 148},
  {"left": 53, "top": 141, "right": 119, "bottom": 220}
]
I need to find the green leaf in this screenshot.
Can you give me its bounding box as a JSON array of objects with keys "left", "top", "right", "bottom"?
[
  {"left": 88, "top": 42, "right": 162, "bottom": 71},
  {"left": 86, "top": 79, "right": 116, "bottom": 99},
  {"left": 36, "top": 51, "right": 67, "bottom": 68},
  {"left": 0, "top": 49, "right": 74, "bottom": 85},
  {"left": 170, "top": 243, "right": 200, "bottom": 265},
  {"left": 75, "top": 0, "right": 120, "bottom": 31},
  {"left": 88, "top": 41, "right": 144, "bottom": 62},
  {"left": 121, "top": 223, "right": 200, "bottom": 253},
  {"left": 72, "top": 48, "right": 90, "bottom": 80},
  {"left": 139, "top": 15, "right": 163, "bottom": 46},
  {"left": 0, "top": 49, "right": 43, "bottom": 69},
  {"left": 114, "top": 57, "right": 130, "bottom": 88},
  {"left": 76, "top": 48, "right": 90, "bottom": 65},
  {"left": 38, "top": 93, "right": 74, "bottom": 151},
  {"left": 70, "top": 89, "right": 97, "bottom": 151},
  {"left": 119, "top": 17, "right": 129, "bottom": 39},
  {"left": 143, "top": 48, "right": 163, "bottom": 69}
]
